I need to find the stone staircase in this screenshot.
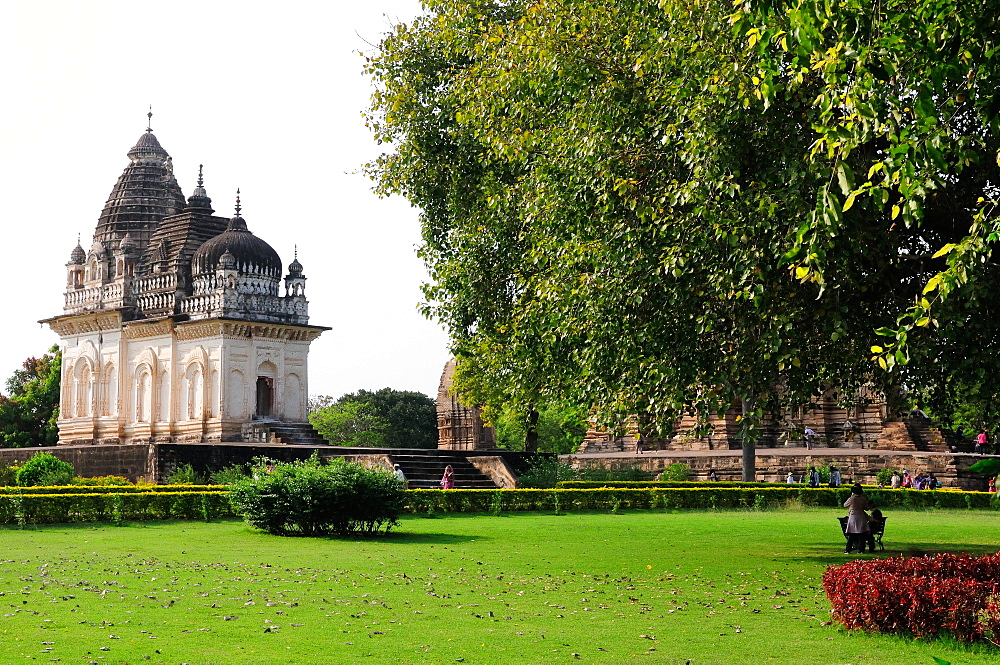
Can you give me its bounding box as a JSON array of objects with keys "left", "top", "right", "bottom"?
[
  {"left": 904, "top": 417, "right": 950, "bottom": 452},
  {"left": 877, "top": 421, "right": 918, "bottom": 450},
  {"left": 876, "top": 418, "right": 950, "bottom": 452},
  {"left": 241, "top": 421, "right": 328, "bottom": 445},
  {"left": 389, "top": 452, "right": 497, "bottom": 489}
]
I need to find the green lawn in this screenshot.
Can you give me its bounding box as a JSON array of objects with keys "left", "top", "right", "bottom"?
[{"left": 1, "top": 509, "right": 998, "bottom": 664}]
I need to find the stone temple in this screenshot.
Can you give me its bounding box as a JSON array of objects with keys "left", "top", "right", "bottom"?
[{"left": 42, "top": 121, "right": 328, "bottom": 445}]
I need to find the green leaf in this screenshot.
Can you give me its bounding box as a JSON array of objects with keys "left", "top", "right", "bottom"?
[
  {"left": 922, "top": 275, "right": 942, "bottom": 294},
  {"left": 842, "top": 191, "right": 857, "bottom": 212},
  {"left": 931, "top": 243, "right": 956, "bottom": 259}
]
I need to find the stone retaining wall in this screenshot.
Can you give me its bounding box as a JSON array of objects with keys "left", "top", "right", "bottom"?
[{"left": 567, "top": 453, "right": 993, "bottom": 491}]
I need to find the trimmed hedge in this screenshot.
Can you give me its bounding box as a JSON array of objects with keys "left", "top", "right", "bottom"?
[
  {"left": 4, "top": 486, "right": 995, "bottom": 524},
  {"left": 824, "top": 552, "right": 1000, "bottom": 641},
  {"left": 405, "top": 487, "right": 997, "bottom": 513},
  {"left": 558, "top": 480, "right": 796, "bottom": 489},
  {"left": 0, "top": 491, "right": 233, "bottom": 524},
  {"left": 0, "top": 485, "right": 227, "bottom": 495}
]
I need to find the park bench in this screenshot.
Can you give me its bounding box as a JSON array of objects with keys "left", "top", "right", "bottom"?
[{"left": 837, "top": 515, "right": 887, "bottom": 552}]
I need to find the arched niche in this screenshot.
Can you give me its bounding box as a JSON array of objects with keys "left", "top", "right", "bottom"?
[{"left": 135, "top": 365, "right": 154, "bottom": 423}]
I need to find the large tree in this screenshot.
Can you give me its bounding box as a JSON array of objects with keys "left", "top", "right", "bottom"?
[
  {"left": 310, "top": 388, "right": 438, "bottom": 448},
  {"left": 366, "top": 0, "right": 1000, "bottom": 476},
  {"left": 0, "top": 346, "right": 61, "bottom": 447}
]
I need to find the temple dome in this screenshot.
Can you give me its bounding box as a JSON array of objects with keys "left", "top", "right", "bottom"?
[
  {"left": 127, "top": 131, "right": 169, "bottom": 161},
  {"left": 68, "top": 242, "right": 86, "bottom": 264},
  {"left": 191, "top": 214, "right": 282, "bottom": 277}
]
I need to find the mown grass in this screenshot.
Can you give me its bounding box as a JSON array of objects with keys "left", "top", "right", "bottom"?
[{"left": 0, "top": 509, "right": 998, "bottom": 664}]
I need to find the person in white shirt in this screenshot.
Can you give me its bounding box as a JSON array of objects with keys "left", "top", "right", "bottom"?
[{"left": 393, "top": 463, "right": 408, "bottom": 489}]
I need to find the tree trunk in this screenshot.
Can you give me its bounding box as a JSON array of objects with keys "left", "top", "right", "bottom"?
[
  {"left": 524, "top": 407, "right": 539, "bottom": 453},
  {"left": 741, "top": 396, "right": 755, "bottom": 482}
]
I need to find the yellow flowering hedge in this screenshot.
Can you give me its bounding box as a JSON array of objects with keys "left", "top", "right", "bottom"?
[
  {"left": 0, "top": 491, "right": 233, "bottom": 524},
  {"left": 0, "top": 485, "right": 227, "bottom": 495}
]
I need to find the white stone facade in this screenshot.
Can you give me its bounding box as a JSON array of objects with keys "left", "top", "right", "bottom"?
[{"left": 50, "top": 314, "right": 324, "bottom": 444}]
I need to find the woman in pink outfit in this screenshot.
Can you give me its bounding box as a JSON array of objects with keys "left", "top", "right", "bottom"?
[{"left": 440, "top": 465, "right": 455, "bottom": 489}]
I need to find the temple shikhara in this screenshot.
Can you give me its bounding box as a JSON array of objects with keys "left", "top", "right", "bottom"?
[{"left": 43, "top": 118, "right": 327, "bottom": 445}]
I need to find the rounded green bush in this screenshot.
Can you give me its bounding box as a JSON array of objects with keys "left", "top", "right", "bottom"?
[
  {"left": 228, "top": 454, "right": 405, "bottom": 536},
  {"left": 16, "top": 452, "right": 73, "bottom": 487}
]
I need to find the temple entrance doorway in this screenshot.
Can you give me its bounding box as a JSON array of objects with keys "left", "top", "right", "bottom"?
[{"left": 255, "top": 377, "right": 273, "bottom": 418}]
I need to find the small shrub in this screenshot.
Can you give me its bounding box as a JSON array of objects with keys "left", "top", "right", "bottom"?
[
  {"left": 824, "top": 552, "right": 1000, "bottom": 642},
  {"left": 0, "top": 463, "right": 18, "bottom": 486},
  {"left": 72, "top": 475, "right": 132, "bottom": 486},
  {"left": 166, "top": 463, "right": 207, "bottom": 485},
  {"left": 662, "top": 463, "right": 691, "bottom": 482},
  {"left": 228, "top": 454, "right": 405, "bottom": 536},
  {"left": 876, "top": 468, "right": 896, "bottom": 487},
  {"left": 489, "top": 491, "right": 503, "bottom": 516},
  {"left": 587, "top": 466, "right": 655, "bottom": 482},
  {"left": 518, "top": 457, "right": 578, "bottom": 488},
  {"left": 16, "top": 453, "right": 73, "bottom": 487},
  {"left": 210, "top": 464, "right": 249, "bottom": 486}
]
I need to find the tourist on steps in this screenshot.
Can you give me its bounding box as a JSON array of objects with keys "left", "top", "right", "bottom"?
[{"left": 440, "top": 465, "right": 455, "bottom": 490}]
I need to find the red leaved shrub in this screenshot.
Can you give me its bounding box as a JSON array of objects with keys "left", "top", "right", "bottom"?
[{"left": 824, "top": 553, "right": 1000, "bottom": 641}]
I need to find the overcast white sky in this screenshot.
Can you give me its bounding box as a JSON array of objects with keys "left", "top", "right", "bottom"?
[{"left": 0, "top": 0, "right": 455, "bottom": 400}]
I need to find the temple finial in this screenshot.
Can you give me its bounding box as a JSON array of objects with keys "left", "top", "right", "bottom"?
[
  {"left": 235, "top": 189, "right": 241, "bottom": 217},
  {"left": 294, "top": 244, "right": 298, "bottom": 260},
  {"left": 146, "top": 105, "right": 153, "bottom": 133},
  {"left": 197, "top": 164, "right": 204, "bottom": 188}
]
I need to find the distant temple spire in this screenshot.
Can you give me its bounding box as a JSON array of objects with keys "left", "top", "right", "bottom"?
[
  {"left": 146, "top": 105, "right": 153, "bottom": 133},
  {"left": 235, "top": 189, "right": 241, "bottom": 216}
]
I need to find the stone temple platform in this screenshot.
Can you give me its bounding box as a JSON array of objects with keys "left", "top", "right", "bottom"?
[{"left": 565, "top": 446, "right": 997, "bottom": 491}]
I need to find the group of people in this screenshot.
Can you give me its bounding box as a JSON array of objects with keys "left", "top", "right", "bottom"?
[
  {"left": 786, "top": 465, "right": 841, "bottom": 487},
  {"left": 889, "top": 470, "right": 939, "bottom": 490},
  {"left": 843, "top": 483, "right": 884, "bottom": 554},
  {"left": 391, "top": 463, "right": 456, "bottom": 490}
]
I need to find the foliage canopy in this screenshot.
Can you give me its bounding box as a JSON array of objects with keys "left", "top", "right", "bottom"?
[
  {"left": 309, "top": 388, "right": 437, "bottom": 448},
  {"left": 365, "top": 0, "right": 1000, "bottom": 464},
  {"left": 0, "top": 346, "right": 61, "bottom": 447}
]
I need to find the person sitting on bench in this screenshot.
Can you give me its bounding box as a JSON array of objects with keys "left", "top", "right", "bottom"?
[{"left": 864, "top": 508, "right": 883, "bottom": 552}]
